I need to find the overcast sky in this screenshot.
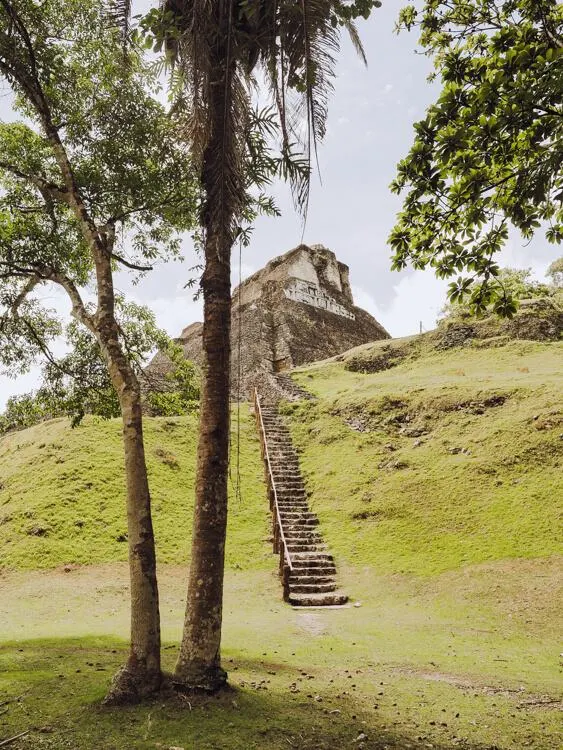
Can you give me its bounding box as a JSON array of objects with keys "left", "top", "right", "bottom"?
[{"left": 0, "top": 2, "right": 557, "bottom": 408}]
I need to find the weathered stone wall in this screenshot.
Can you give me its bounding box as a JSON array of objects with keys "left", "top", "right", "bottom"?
[
  {"left": 284, "top": 278, "right": 355, "bottom": 319},
  {"left": 146, "top": 244, "right": 390, "bottom": 398}
]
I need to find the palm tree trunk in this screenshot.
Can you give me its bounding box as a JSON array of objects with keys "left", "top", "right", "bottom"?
[
  {"left": 173, "top": 231, "right": 231, "bottom": 690},
  {"left": 174, "top": 34, "right": 236, "bottom": 691}
]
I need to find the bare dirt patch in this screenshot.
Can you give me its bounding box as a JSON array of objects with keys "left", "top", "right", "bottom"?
[{"left": 294, "top": 612, "right": 328, "bottom": 636}]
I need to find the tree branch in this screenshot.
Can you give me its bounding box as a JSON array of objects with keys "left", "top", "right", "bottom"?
[
  {"left": 0, "top": 161, "right": 70, "bottom": 203},
  {"left": 110, "top": 252, "right": 153, "bottom": 272},
  {"left": 8, "top": 276, "right": 40, "bottom": 317},
  {"left": 39, "top": 268, "right": 94, "bottom": 333}
]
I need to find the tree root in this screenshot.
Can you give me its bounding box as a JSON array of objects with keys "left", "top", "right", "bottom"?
[
  {"left": 102, "top": 665, "right": 162, "bottom": 707},
  {"left": 173, "top": 665, "right": 228, "bottom": 694}
]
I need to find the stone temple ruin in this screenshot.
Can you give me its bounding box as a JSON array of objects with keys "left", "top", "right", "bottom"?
[{"left": 148, "top": 244, "right": 390, "bottom": 398}]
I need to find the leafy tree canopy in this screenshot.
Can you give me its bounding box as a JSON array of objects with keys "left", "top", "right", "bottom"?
[
  {"left": 546, "top": 255, "right": 563, "bottom": 286},
  {"left": 389, "top": 0, "right": 563, "bottom": 317},
  {"left": 0, "top": 310, "right": 200, "bottom": 434},
  {"left": 439, "top": 265, "right": 560, "bottom": 320},
  {"left": 0, "top": 0, "right": 197, "bottom": 373}
]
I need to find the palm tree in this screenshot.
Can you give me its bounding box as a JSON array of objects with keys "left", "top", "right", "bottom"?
[{"left": 142, "top": 0, "right": 380, "bottom": 690}]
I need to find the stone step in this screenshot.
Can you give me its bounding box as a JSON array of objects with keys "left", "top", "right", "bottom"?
[
  {"left": 287, "top": 543, "right": 328, "bottom": 552},
  {"left": 287, "top": 542, "right": 324, "bottom": 552},
  {"left": 284, "top": 525, "right": 321, "bottom": 535},
  {"left": 288, "top": 591, "right": 348, "bottom": 607},
  {"left": 285, "top": 533, "right": 323, "bottom": 543},
  {"left": 290, "top": 560, "right": 336, "bottom": 570},
  {"left": 291, "top": 567, "right": 337, "bottom": 579},
  {"left": 290, "top": 581, "right": 338, "bottom": 594},
  {"left": 289, "top": 574, "right": 335, "bottom": 586},
  {"left": 281, "top": 518, "right": 319, "bottom": 527},
  {"left": 292, "top": 552, "right": 334, "bottom": 563}
]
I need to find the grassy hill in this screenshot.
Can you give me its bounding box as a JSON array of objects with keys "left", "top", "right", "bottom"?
[
  {"left": 2, "top": 336, "right": 560, "bottom": 577},
  {"left": 0, "top": 411, "right": 269, "bottom": 571},
  {"left": 0, "top": 333, "right": 561, "bottom": 750},
  {"left": 288, "top": 336, "right": 562, "bottom": 576}
]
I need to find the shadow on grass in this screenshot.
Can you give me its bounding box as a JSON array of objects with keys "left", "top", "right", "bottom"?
[{"left": 1, "top": 637, "right": 493, "bottom": 750}]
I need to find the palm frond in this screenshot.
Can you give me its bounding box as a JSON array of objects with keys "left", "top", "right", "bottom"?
[
  {"left": 158, "top": 0, "right": 370, "bottom": 222},
  {"left": 344, "top": 18, "right": 367, "bottom": 66}
]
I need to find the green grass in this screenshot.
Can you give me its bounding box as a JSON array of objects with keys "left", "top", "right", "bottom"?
[
  {"left": 0, "top": 410, "right": 269, "bottom": 571},
  {"left": 287, "top": 338, "right": 562, "bottom": 576},
  {"left": 0, "top": 564, "right": 561, "bottom": 750},
  {"left": 0, "top": 334, "right": 561, "bottom": 749}
]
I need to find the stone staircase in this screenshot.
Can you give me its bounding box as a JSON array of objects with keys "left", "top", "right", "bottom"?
[
  {"left": 271, "top": 372, "right": 315, "bottom": 402},
  {"left": 255, "top": 397, "right": 348, "bottom": 607}
]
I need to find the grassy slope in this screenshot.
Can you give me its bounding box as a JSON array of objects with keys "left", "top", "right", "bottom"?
[
  {"left": 289, "top": 338, "right": 562, "bottom": 576},
  {"left": 1, "top": 337, "right": 562, "bottom": 750},
  {"left": 0, "top": 410, "right": 270, "bottom": 571}
]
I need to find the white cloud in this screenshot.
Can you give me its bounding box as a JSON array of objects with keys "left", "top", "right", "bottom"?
[
  {"left": 148, "top": 293, "right": 202, "bottom": 338},
  {"left": 353, "top": 269, "right": 449, "bottom": 338}
]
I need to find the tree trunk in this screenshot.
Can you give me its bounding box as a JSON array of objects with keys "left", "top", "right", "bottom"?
[
  {"left": 174, "top": 30, "right": 236, "bottom": 691},
  {"left": 173, "top": 227, "right": 231, "bottom": 691},
  {"left": 90, "top": 257, "right": 162, "bottom": 705},
  {"left": 104, "top": 377, "right": 162, "bottom": 704}
]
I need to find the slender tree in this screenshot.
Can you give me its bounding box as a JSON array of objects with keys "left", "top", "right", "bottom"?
[
  {"left": 137, "top": 0, "right": 382, "bottom": 691},
  {"left": 0, "top": 0, "right": 197, "bottom": 703}
]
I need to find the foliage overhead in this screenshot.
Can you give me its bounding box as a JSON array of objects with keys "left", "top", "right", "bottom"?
[
  {"left": 139, "top": 0, "right": 382, "bottom": 227},
  {"left": 389, "top": 0, "right": 563, "bottom": 317},
  {"left": 0, "top": 316, "right": 200, "bottom": 434},
  {"left": 0, "top": 0, "right": 198, "bottom": 375}
]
